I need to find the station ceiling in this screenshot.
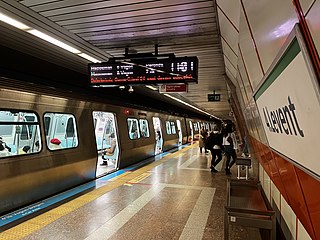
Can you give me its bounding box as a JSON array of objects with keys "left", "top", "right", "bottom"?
[{"left": 0, "top": 0, "right": 238, "bottom": 121}]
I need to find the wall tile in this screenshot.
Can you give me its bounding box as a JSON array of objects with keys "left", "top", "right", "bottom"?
[
  {"left": 295, "top": 167, "right": 319, "bottom": 239},
  {"left": 238, "top": 6, "right": 263, "bottom": 89},
  {"left": 300, "top": 0, "right": 316, "bottom": 15},
  {"left": 242, "top": 0, "right": 298, "bottom": 77},
  {"left": 305, "top": 0, "right": 320, "bottom": 57},
  {"left": 263, "top": 169, "right": 271, "bottom": 202},
  {"left": 281, "top": 196, "right": 296, "bottom": 239},
  {"left": 298, "top": 219, "right": 312, "bottom": 240},
  {"left": 273, "top": 152, "right": 314, "bottom": 240}
]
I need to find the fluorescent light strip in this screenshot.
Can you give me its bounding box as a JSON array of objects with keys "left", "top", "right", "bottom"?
[
  {"left": 0, "top": 12, "right": 30, "bottom": 30},
  {"left": 146, "top": 85, "right": 157, "bottom": 91},
  {"left": 163, "top": 93, "right": 217, "bottom": 118},
  {"left": 78, "top": 53, "right": 101, "bottom": 63},
  {"left": 28, "top": 29, "right": 81, "bottom": 54},
  {"left": 0, "top": 11, "right": 102, "bottom": 62}
]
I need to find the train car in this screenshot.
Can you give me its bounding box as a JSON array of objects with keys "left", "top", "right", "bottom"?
[{"left": 0, "top": 77, "right": 217, "bottom": 215}]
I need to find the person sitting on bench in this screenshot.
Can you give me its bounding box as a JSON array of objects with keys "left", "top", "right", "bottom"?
[{"left": 100, "top": 133, "right": 116, "bottom": 166}]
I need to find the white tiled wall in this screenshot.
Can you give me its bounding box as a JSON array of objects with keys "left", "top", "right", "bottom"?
[
  {"left": 270, "top": 180, "right": 280, "bottom": 211},
  {"left": 224, "top": 0, "right": 320, "bottom": 237},
  {"left": 298, "top": 219, "right": 312, "bottom": 240},
  {"left": 263, "top": 169, "right": 271, "bottom": 202},
  {"left": 300, "top": 0, "right": 316, "bottom": 15},
  {"left": 281, "top": 196, "right": 296, "bottom": 239},
  {"left": 259, "top": 163, "right": 312, "bottom": 239}
]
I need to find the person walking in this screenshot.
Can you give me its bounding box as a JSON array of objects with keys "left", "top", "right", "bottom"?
[
  {"left": 207, "top": 127, "right": 223, "bottom": 172},
  {"left": 222, "top": 126, "right": 237, "bottom": 175}
]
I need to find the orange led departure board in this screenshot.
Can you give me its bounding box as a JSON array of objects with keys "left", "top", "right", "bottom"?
[{"left": 89, "top": 57, "right": 198, "bottom": 86}]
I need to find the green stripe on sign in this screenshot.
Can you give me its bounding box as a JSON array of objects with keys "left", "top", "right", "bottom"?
[{"left": 255, "top": 38, "right": 300, "bottom": 100}]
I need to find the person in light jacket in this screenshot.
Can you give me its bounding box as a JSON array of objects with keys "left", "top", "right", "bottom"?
[{"left": 222, "top": 125, "right": 237, "bottom": 175}]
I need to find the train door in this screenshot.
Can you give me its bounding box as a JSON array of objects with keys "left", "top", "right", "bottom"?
[
  {"left": 193, "top": 122, "right": 199, "bottom": 139},
  {"left": 176, "top": 120, "right": 182, "bottom": 145},
  {"left": 152, "top": 117, "right": 163, "bottom": 155},
  {"left": 189, "top": 121, "right": 194, "bottom": 142},
  {"left": 92, "top": 111, "right": 119, "bottom": 177}
]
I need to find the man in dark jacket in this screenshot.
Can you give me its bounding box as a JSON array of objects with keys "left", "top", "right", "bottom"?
[{"left": 207, "top": 127, "right": 223, "bottom": 172}]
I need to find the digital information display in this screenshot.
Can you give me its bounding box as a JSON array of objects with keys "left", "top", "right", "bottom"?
[
  {"left": 89, "top": 57, "right": 198, "bottom": 86},
  {"left": 208, "top": 94, "right": 221, "bottom": 102}
]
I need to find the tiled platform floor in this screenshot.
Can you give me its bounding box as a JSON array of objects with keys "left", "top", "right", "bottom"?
[{"left": 0, "top": 143, "right": 261, "bottom": 240}]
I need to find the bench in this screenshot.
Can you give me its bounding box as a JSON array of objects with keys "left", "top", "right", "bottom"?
[
  {"left": 236, "top": 157, "right": 251, "bottom": 180},
  {"left": 224, "top": 179, "right": 276, "bottom": 240}
]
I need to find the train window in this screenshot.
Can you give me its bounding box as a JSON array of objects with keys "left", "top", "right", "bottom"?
[
  {"left": 139, "top": 119, "right": 150, "bottom": 138},
  {"left": 44, "top": 113, "right": 78, "bottom": 150},
  {"left": 44, "top": 116, "right": 51, "bottom": 136},
  {"left": 170, "top": 122, "right": 176, "bottom": 134},
  {"left": 21, "top": 115, "right": 35, "bottom": 140},
  {"left": 0, "top": 110, "right": 41, "bottom": 158},
  {"left": 66, "top": 118, "right": 75, "bottom": 137},
  {"left": 193, "top": 123, "right": 199, "bottom": 132},
  {"left": 166, "top": 121, "right": 172, "bottom": 134},
  {"left": 127, "top": 118, "right": 140, "bottom": 139}
]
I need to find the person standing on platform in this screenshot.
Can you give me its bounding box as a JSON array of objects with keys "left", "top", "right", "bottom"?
[
  {"left": 222, "top": 125, "right": 238, "bottom": 175},
  {"left": 207, "top": 127, "right": 223, "bottom": 172},
  {"left": 199, "top": 127, "right": 207, "bottom": 154},
  {"left": 241, "top": 135, "right": 251, "bottom": 157}
]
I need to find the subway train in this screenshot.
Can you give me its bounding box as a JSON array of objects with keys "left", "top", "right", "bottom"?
[{"left": 0, "top": 77, "right": 217, "bottom": 216}]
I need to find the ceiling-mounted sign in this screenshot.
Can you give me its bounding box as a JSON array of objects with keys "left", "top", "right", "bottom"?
[
  {"left": 254, "top": 24, "right": 320, "bottom": 177},
  {"left": 89, "top": 57, "right": 198, "bottom": 86},
  {"left": 208, "top": 94, "right": 221, "bottom": 101},
  {"left": 159, "top": 84, "right": 188, "bottom": 93}
]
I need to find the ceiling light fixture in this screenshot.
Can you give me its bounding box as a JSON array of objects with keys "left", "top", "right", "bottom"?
[
  {"left": 78, "top": 53, "right": 101, "bottom": 63},
  {"left": 146, "top": 85, "right": 157, "bottom": 91},
  {"left": 0, "top": 11, "right": 102, "bottom": 62},
  {"left": 28, "top": 29, "right": 81, "bottom": 54},
  {"left": 163, "top": 93, "right": 217, "bottom": 118},
  {"left": 0, "top": 12, "right": 30, "bottom": 30}
]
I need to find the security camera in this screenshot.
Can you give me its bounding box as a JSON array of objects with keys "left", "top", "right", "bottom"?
[{"left": 128, "top": 86, "right": 134, "bottom": 93}]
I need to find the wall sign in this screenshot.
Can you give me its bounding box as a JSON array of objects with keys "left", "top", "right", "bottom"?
[
  {"left": 208, "top": 94, "right": 221, "bottom": 101},
  {"left": 254, "top": 24, "right": 320, "bottom": 177},
  {"left": 159, "top": 84, "right": 188, "bottom": 93}
]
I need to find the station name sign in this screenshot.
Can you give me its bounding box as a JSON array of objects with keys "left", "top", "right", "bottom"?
[
  {"left": 89, "top": 57, "right": 198, "bottom": 86},
  {"left": 254, "top": 25, "right": 320, "bottom": 176}
]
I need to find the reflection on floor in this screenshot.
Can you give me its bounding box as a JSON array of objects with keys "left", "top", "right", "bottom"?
[{"left": 0, "top": 143, "right": 261, "bottom": 240}]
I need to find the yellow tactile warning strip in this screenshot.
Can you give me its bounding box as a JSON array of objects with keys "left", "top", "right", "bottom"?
[
  {"left": 124, "top": 172, "right": 151, "bottom": 186},
  {"left": 1, "top": 222, "right": 44, "bottom": 239},
  {"left": 107, "top": 171, "right": 131, "bottom": 182},
  {"left": 0, "top": 144, "right": 194, "bottom": 240}
]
